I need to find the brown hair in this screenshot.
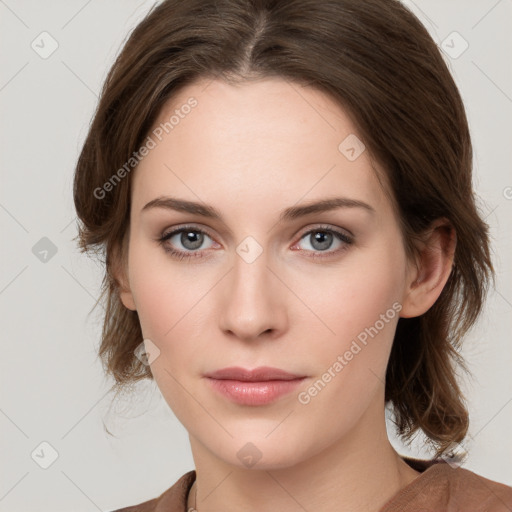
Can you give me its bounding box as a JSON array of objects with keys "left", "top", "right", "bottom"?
[{"left": 73, "top": 0, "right": 494, "bottom": 457}]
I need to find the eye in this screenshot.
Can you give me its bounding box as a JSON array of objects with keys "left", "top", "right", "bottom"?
[
  {"left": 158, "top": 225, "right": 217, "bottom": 261},
  {"left": 293, "top": 225, "right": 354, "bottom": 259},
  {"left": 157, "top": 224, "right": 354, "bottom": 262}
]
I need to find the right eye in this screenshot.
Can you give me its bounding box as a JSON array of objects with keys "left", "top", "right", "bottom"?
[{"left": 158, "top": 225, "right": 218, "bottom": 260}]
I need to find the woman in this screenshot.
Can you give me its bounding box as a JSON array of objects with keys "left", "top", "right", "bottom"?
[{"left": 73, "top": 0, "right": 512, "bottom": 510}]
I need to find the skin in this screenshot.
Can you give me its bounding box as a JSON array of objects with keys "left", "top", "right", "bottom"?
[{"left": 115, "top": 77, "right": 456, "bottom": 512}]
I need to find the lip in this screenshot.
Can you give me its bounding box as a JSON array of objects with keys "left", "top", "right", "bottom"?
[
  {"left": 204, "top": 366, "right": 307, "bottom": 406},
  {"left": 204, "top": 366, "right": 304, "bottom": 381}
]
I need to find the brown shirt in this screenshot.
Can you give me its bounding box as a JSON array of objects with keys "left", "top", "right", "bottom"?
[{"left": 111, "top": 457, "right": 512, "bottom": 511}]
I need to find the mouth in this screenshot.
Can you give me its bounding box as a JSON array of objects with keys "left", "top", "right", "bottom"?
[
  {"left": 204, "top": 366, "right": 305, "bottom": 381},
  {"left": 203, "top": 366, "right": 307, "bottom": 406}
]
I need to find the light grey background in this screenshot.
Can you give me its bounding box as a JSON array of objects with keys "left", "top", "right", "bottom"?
[{"left": 1, "top": 1, "right": 511, "bottom": 510}]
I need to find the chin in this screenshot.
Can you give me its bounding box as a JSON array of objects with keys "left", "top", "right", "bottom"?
[{"left": 203, "top": 433, "right": 313, "bottom": 471}]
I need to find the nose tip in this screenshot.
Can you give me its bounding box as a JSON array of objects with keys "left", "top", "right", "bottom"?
[{"left": 218, "top": 256, "right": 285, "bottom": 341}]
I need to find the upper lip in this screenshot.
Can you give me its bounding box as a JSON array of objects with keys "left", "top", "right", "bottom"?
[{"left": 204, "top": 366, "right": 305, "bottom": 382}]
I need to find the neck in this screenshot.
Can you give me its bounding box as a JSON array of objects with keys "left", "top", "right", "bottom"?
[{"left": 187, "top": 403, "right": 420, "bottom": 512}]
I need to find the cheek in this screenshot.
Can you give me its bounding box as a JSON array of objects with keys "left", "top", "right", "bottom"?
[
  {"left": 128, "top": 248, "right": 204, "bottom": 413},
  {"left": 128, "top": 242, "right": 178, "bottom": 337},
  {"left": 334, "top": 244, "right": 404, "bottom": 310},
  {"left": 312, "top": 241, "right": 407, "bottom": 371},
  {"left": 128, "top": 242, "right": 213, "bottom": 362}
]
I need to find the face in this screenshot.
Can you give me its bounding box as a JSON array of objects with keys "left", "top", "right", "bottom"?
[{"left": 120, "top": 77, "right": 417, "bottom": 470}]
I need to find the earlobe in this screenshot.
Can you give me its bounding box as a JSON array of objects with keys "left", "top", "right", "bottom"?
[
  {"left": 118, "top": 284, "right": 137, "bottom": 311},
  {"left": 400, "top": 219, "right": 456, "bottom": 319},
  {"left": 110, "top": 242, "right": 137, "bottom": 312}
]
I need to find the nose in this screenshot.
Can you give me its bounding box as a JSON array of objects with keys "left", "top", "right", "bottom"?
[{"left": 218, "top": 247, "right": 287, "bottom": 342}]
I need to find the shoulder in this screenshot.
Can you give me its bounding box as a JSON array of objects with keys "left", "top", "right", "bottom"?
[
  {"left": 108, "top": 470, "right": 196, "bottom": 512},
  {"left": 382, "top": 459, "right": 512, "bottom": 512},
  {"left": 109, "top": 497, "right": 158, "bottom": 512},
  {"left": 443, "top": 465, "right": 512, "bottom": 511}
]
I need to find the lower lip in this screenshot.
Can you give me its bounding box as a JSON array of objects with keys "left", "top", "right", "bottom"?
[{"left": 206, "top": 377, "right": 306, "bottom": 405}]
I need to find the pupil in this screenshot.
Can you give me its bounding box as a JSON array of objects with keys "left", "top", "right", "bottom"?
[
  {"left": 313, "top": 231, "right": 332, "bottom": 250},
  {"left": 182, "top": 231, "right": 203, "bottom": 249}
]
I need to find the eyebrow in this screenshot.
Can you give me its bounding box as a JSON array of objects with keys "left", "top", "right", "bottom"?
[{"left": 141, "top": 195, "right": 376, "bottom": 222}]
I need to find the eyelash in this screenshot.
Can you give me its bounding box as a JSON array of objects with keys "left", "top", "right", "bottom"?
[{"left": 157, "top": 224, "right": 354, "bottom": 262}]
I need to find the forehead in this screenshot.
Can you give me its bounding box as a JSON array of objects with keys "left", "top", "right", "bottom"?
[{"left": 132, "top": 77, "right": 391, "bottom": 219}]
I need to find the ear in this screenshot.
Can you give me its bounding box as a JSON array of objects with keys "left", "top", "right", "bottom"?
[
  {"left": 400, "top": 218, "right": 456, "bottom": 318},
  {"left": 110, "top": 238, "right": 137, "bottom": 312}
]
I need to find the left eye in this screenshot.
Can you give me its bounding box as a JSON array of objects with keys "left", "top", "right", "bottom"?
[{"left": 294, "top": 227, "right": 353, "bottom": 255}]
